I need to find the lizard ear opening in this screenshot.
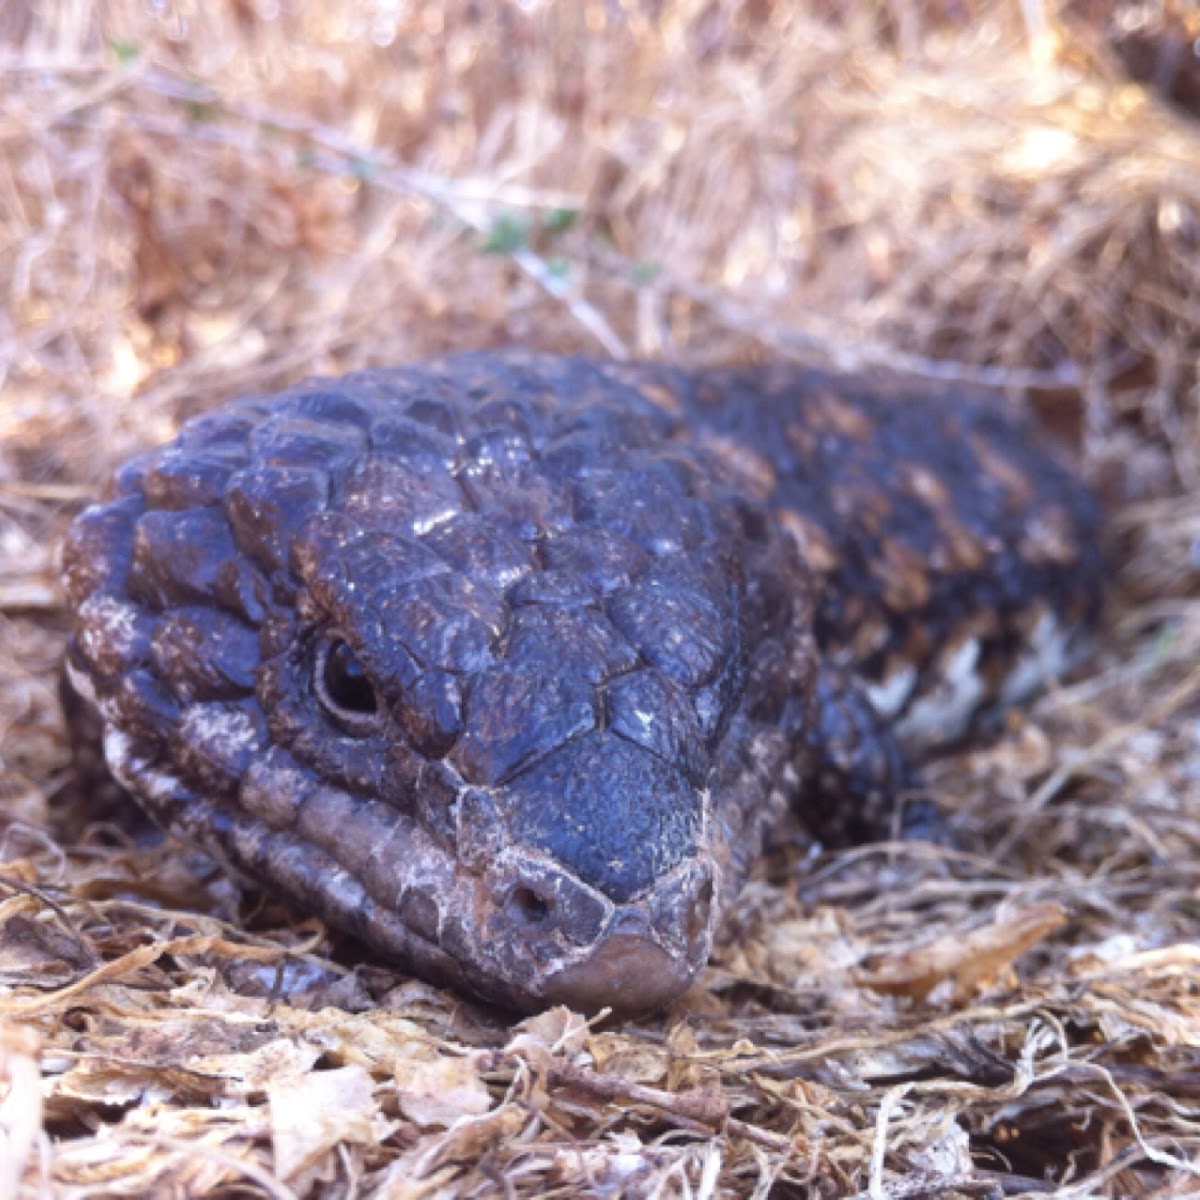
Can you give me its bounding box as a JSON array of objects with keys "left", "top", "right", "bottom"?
[{"left": 315, "top": 637, "right": 381, "bottom": 733}]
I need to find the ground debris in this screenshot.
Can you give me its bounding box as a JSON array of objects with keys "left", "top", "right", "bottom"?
[{"left": 858, "top": 902, "right": 1069, "bottom": 1003}]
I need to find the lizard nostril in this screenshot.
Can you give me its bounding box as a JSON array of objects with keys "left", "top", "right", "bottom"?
[{"left": 507, "top": 884, "right": 554, "bottom": 928}]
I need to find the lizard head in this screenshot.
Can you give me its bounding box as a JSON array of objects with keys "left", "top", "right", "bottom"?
[{"left": 64, "top": 354, "right": 813, "bottom": 1013}]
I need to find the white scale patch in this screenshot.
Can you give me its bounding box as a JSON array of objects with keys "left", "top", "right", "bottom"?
[
  {"left": 78, "top": 593, "right": 145, "bottom": 662},
  {"left": 103, "top": 727, "right": 187, "bottom": 805},
  {"left": 999, "top": 611, "right": 1071, "bottom": 706},
  {"left": 893, "top": 637, "right": 986, "bottom": 752},
  {"left": 880, "top": 613, "right": 1073, "bottom": 753},
  {"left": 864, "top": 664, "right": 917, "bottom": 720},
  {"left": 180, "top": 704, "right": 260, "bottom": 767},
  {"left": 626, "top": 707, "right": 656, "bottom": 736},
  {"left": 64, "top": 658, "right": 98, "bottom": 707}
]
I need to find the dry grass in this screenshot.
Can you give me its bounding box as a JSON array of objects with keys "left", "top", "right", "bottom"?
[{"left": 3, "top": 1, "right": 1200, "bottom": 1196}]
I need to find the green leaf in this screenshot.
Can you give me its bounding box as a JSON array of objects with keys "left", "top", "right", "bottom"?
[
  {"left": 544, "top": 207, "right": 579, "bottom": 235},
  {"left": 632, "top": 260, "right": 660, "bottom": 286},
  {"left": 482, "top": 212, "right": 529, "bottom": 256},
  {"left": 112, "top": 40, "right": 139, "bottom": 64}
]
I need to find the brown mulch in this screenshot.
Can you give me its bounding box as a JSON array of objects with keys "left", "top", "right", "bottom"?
[{"left": 2, "top": 2, "right": 1200, "bottom": 1196}]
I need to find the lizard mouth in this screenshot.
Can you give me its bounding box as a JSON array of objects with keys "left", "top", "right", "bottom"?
[
  {"left": 527, "top": 863, "right": 717, "bottom": 1014},
  {"left": 542, "top": 926, "right": 694, "bottom": 1013}
]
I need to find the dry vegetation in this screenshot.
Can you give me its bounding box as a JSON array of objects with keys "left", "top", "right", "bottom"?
[{"left": 3, "top": 1, "right": 1200, "bottom": 1196}]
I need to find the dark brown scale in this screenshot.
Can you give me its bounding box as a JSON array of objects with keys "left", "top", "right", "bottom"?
[{"left": 62, "top": 351, "right": 1104, "bottom": 1014}]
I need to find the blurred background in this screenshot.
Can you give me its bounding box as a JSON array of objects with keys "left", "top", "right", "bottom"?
[{"left": 3, "top": 2, "right": 1199, "bottom": 491}]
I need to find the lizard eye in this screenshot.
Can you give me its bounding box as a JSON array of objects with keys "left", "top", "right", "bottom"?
[{"left": 316, "top": 638, "right": 380, "bottom": 731}]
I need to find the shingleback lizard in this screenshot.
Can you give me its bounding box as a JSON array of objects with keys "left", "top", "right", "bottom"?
[{"left": 62, "top": 351, "right": 1104, "bottom": 1013}]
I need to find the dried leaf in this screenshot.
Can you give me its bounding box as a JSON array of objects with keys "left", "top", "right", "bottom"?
[
  {"left": 378, "top": 1105, "right": 527, "bottom": 1196},
  {"left": 268, "top": 1064, "right": 381, "bottom": 1181},
  {"left": 0, "top": 1021, "right": 42, "bottom": 1199},
  {"left": 859, "top": 903, "right": 1068, "bottom": 1002},
  {"left": 394, "top": 1049, "right": 492, "bottom": 1129},
  {"left": 589, "top": 1033, "right": 669, "bottom": 1085},
  {"left": 504, "top": 1005, "right": 590, "bottom": 1070}
]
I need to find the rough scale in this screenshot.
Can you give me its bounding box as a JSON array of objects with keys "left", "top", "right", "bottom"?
[{"left": 63, "top": 352, "right": 1104, "bottom": 1012}]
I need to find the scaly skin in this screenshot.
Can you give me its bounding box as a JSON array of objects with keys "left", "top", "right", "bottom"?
[{"left": 62, "top": 351, "right": 1104, "bottom": 1013}]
